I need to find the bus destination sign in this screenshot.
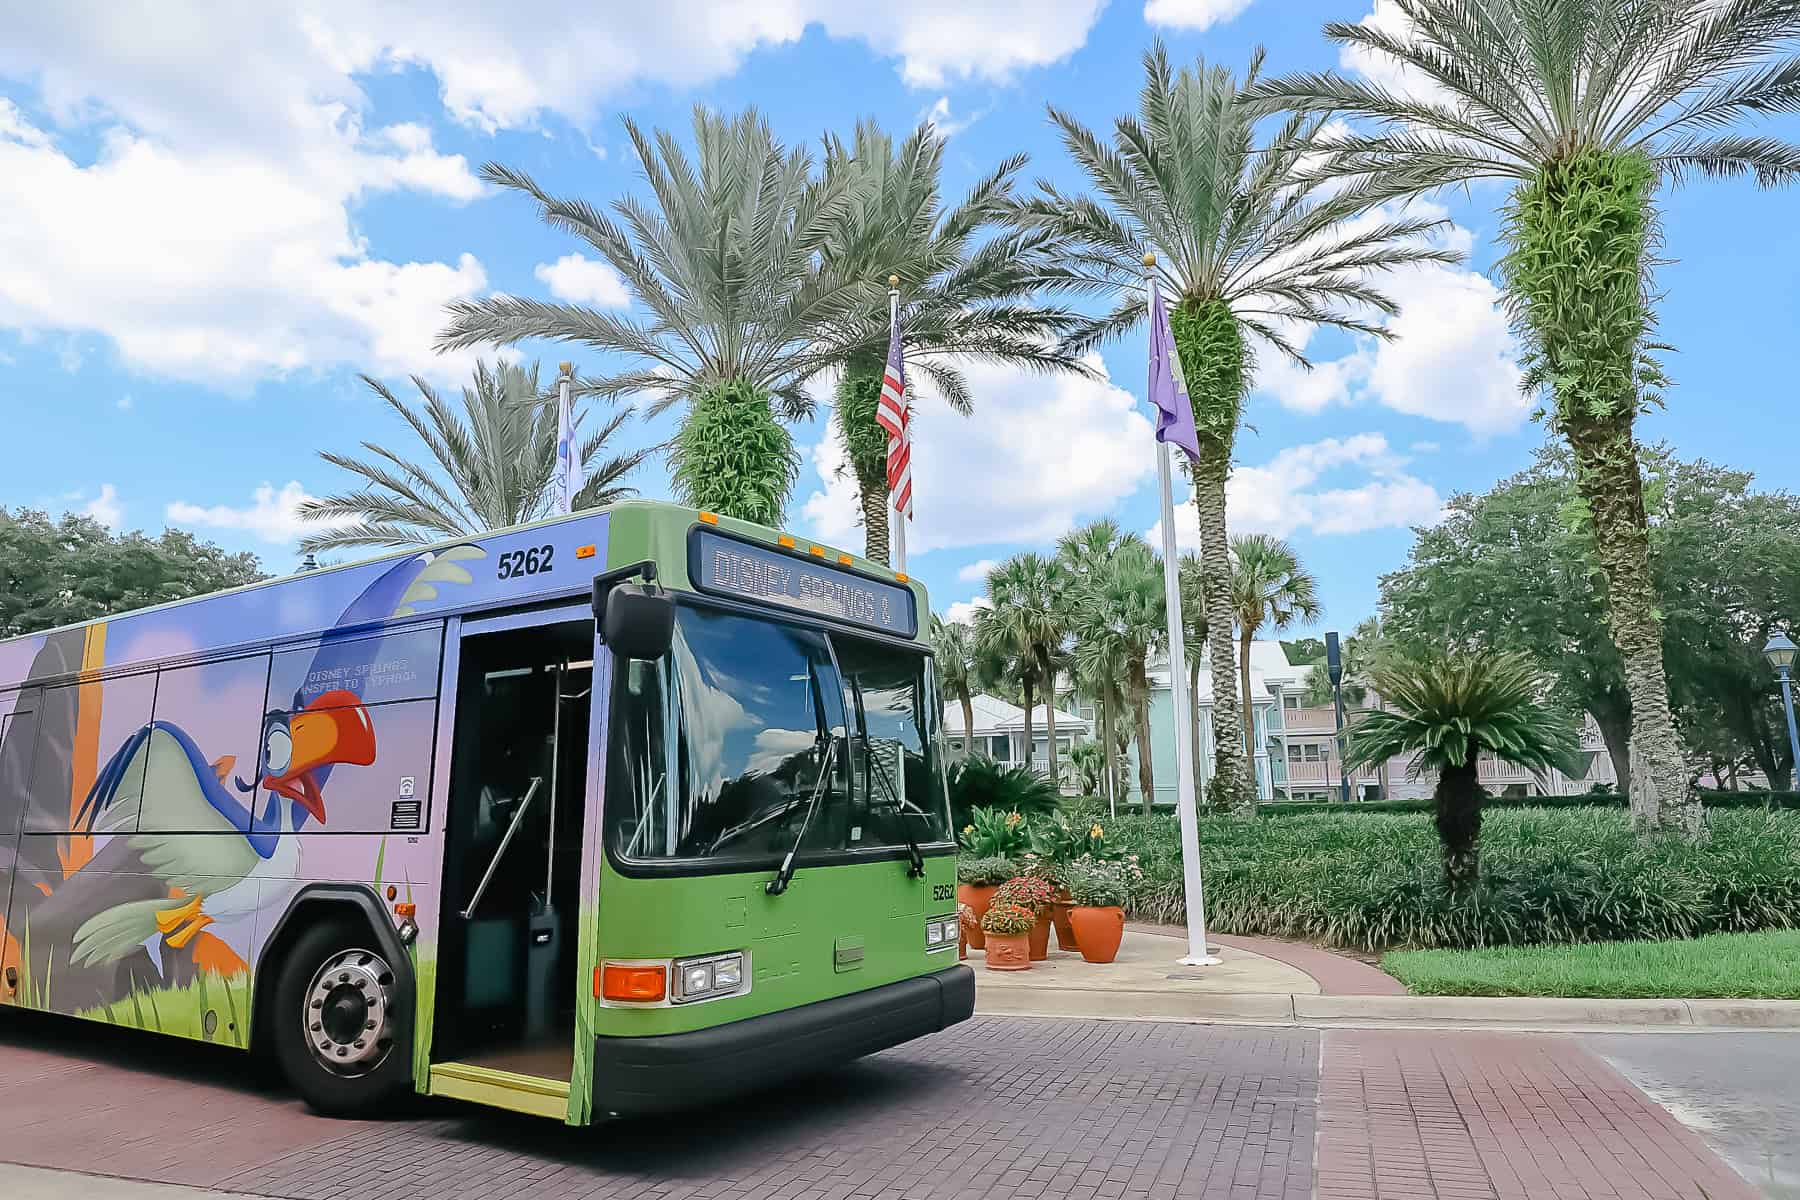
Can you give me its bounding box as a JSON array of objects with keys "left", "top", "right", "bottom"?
[{"left": 692, "top": 530, "right": 918, "bottom": 637}]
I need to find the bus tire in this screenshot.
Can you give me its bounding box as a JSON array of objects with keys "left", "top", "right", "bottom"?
[{"left": 271, "top": 918, "right": 411, "bottom": 1117}]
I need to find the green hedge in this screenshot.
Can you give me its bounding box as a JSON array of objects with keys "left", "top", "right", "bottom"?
[
  {"left": 1251, "top": 790, "right": 1800, "bottom": 817},
  {"left": 1082, "top": 806, "right": 1800, "bottom": 952}
]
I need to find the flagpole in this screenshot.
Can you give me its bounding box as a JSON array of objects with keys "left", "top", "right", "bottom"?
[
  {"left": 888, "top": 275, "right": 907, "bottom": 574},
  {"left": 1147, "top": 252, "right": 1221, "bottom": 968},
  {"left": 556, "top": 361, "right": 575, "bottom": 516}
]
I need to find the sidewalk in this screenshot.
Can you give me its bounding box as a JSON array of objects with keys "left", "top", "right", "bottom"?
[{"left": 972, "top": 930, "right": 1800, "bottom": 1030}]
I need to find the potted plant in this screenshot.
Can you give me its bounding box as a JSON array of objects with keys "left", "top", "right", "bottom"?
[
  {"left": 1063, "top": 857, "right": 1137, "bottom": 964},
  {"left": 955, "top": 855, "right": 1014, "bottom": 949},
  {"left": 993, "top": 873, "right": 1057, "bottom": 961},
  {"left": 978, "top": 902, "right": 1036, "bottom": 971},
  {"left": 1030, "top": 816, "right": 1123, "bottom": 952}
]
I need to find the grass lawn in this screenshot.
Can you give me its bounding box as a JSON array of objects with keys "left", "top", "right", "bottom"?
[{"left": 1384, "top": 930, "right": 1800, "bottom": 999}]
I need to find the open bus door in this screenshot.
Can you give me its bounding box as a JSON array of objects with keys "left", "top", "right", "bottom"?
[{"left": 429, "top": 609, "right": 592, "bottom": 1118}]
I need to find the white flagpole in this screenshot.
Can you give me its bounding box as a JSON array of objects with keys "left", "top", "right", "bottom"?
[
  {"left": 888, "top": 276, "right": 907, "bottom": 574},
  {"left": 556, "top": 361, "right": 576, "bottom": 516},
  {"left": 1148, "top": 257, "right": 1220, "bottom": 968}
]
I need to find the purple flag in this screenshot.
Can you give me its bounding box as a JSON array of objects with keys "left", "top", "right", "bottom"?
[{"left": 1148, "top": 277, "right": 1201, "bottom": 463}]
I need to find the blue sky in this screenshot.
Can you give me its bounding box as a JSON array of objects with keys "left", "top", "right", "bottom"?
[{"left": 3, "top": 1, "right": 1796, "bottom": 640}]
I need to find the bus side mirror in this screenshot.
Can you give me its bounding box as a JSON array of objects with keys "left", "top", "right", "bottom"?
[{"left": 600, "top": 583, "right": 674, "bottom": 661}]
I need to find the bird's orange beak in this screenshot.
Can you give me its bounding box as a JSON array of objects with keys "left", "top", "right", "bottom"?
[{"left": 265, "top": 691, "right": 376, "bottom": 824}]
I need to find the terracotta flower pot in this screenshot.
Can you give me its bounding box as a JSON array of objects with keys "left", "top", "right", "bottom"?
[
  {"left": 958, "top": 883, "right": 997, "bottom": 949},
  {"left": 1069, "top": 906, "right": 1124, "bottom": 964},
  {"left": 1051, "top": 897, "right": 1079, "bottom": 953},
  {"left": 1028, "top": 908, "right": 1052, "bottom": 961},
  {"left": 983, "top": 931, "right": 1031, "bottom": 970}
]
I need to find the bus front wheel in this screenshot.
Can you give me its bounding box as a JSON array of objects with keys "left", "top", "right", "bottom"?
[{"left": 272, "top": 919, "right": 410, "bottom": 1116}]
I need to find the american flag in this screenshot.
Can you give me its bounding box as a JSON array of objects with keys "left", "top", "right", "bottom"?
[{"left": 875, "top": 313, "right": 912, "bottom": 520}]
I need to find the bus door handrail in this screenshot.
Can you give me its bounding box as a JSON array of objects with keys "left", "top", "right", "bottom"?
[{"left": 461, "top": 775, "right": 543, "bottom": 920}]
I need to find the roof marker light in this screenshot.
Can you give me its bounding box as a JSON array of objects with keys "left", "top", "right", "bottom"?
[
  {"left": 809, "top": 545, "right": 827, "bottom": 558},
  {"left": 576, "top": 544, "right": 596, "bottom": 559},
  {"left": 895, "top": 572, "right": 909, "bottom": 582},
  {"left": 778, "top": 534, "right": 797, "bottom": 548},
  {"left": 698, "top": 511, "right": 720, "bottom": 525},
  {"left": 837, "top": 553, "right": 853, "bottom": 565}
]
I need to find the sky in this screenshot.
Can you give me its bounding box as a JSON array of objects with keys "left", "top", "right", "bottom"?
[{"left": 2, "top": 0, "right": 1797, "bottom": 642}]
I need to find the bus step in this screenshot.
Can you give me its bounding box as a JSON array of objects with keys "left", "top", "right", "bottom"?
[{"left": 427, "top": 1062, "right": 570, "bottom": 1120}]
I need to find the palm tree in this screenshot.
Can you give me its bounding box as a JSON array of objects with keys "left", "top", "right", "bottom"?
[
  {"left": 1345, "top": 652, "right": 1579, "bottom": 890},
  {"left": 817, "top": 122, "right": 1089, "bottom": 564},
  {"left": 978, "top": 553, "right": 1068, "bottom": 780},
  {"left": 1058, "top": 519, "right": 1132, "bottom": 806},
  {"left": 931, "top": 613, "right": 980, "bottom": 761},
  {"left": 1014, "top": 43, "right": 1458, "bottom": 813},
  {"left": 299, "top": 361, "right": 648, "bottom": 553},
  {"left": 1178, "top": 551, "right": 1209, "bottom": 797},
  {"left": 1245, "top": 1, "right": 1800, "bottom": 838},
  {"left": 1230, "top": 534, "right": 1322, "bottom": 755},
  {"left": 437, "top": 107, "right": 868, "bottom": 527},
  {"left": 1068, "top": 538, "right": 1166, "bottom": 814}
]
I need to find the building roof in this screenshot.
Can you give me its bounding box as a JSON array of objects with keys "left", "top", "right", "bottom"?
[
  {"left": 943, "top": 693, "right": 1093, "bottom": 737},
  {"left": 1146, "top": 639, "right": 1313, "bottom": 702}
]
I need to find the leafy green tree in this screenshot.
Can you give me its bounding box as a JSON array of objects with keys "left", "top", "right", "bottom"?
[
  {"left": 930, "top": 613, "right": 980, "bottom": 762},
  {"left": 300, "top": 361, "right": 648, "bottom": 552},
  {"left": 818, "top": 121, "right": 1088, "bottom": 564},
  {"left": 0, "top": 510, "right": 263, "bottom": 637},
  {"left": 1015, "top": 43, "right": 1455, "bottom": 812},
  {"left": 1301, "top": 617, "right": 1387, "bottom": 710},
  {"left": 1249, "top": 0, "right": 1800, "bottom": 836},
  {"left": 1229, "top": 534, "right": 1321, "bottom": 741},
  {"left": 977, "top": 553, "right": 1068, "bottom": 779},
  {"left": 439, "top": 108, "right": 868, "bottom": 526},
  {"left": 1346, "top": 653, "right": 1580, "bottom": 891}
]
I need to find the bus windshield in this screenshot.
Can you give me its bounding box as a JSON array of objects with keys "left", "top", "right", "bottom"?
[{"left": 607, "top": 602, "right": 951, "bottom": 870}]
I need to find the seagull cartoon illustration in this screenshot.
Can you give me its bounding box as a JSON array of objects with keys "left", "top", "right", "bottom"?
[{"left": 65, "top": 543, "right": 484, "bottom": 968}]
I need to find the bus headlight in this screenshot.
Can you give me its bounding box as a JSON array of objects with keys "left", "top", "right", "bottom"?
[
  {"left": 672, "top": 951, "right": 748, "bottom": 1003},
  {"left": 925, "top": 915, "right": 958, "bottom": 951}
]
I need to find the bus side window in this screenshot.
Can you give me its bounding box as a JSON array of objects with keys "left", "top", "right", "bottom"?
[
  {"left": 141, "top": 655, "right": 271, "bottom": 834},
  {"left": 26, "top": 673, "right": 156, "bottom": 834},
  {"left": 612, "top": 659, "right": 668, "bottom": 858}
]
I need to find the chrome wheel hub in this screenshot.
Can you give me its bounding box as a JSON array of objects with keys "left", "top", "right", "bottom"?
[{"left": 304, "top": 949, "right": 395, "bottom": 1077}]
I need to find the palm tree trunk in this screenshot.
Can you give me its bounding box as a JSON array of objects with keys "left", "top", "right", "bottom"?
[
  {"left": 1021, "top": 675, "right": 1035, "bottom": 769},
  {"left": 1434, "top": 756, "right": 1484, "bottom": 892},
  {"left": 1567, "top": 418, "right": 1697, "bottom": 836},
  {"left": 1038, "top": 647, "right": 1059, "bottom": 790},
  {"left": 959, "top": 689, "right": 976, "bottom": 762},
  {"left": 1194, "top": 444, "right": 1253, "bottom": 812},
  {"left": 1237, "top": 626, "right": 1256, "bottom": 755},
  {"left": 858, "top": 469, "right": 891, "bottom": 566},
  {"left": 1132, "top": 660, "right": 1154, "bottom": 814},
  {"left": 1188, "top": 657, "right": 1204, "bottom": 803}
]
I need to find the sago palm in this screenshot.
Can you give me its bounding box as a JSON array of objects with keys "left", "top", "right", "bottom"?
[
  {"left": 1068, "top": 538, "right": 1166, "bottom": 814},
  {"left": 818, "top": 121, "right": 1090, "bottom": 564},
  {"left": 1246, "top": 0, "right": 1800, "bottom": 837},
  {"left": 299, "top": 360, "right": 648, "bottom": 553},
  {"left": 1345, "top": 652, "right": 1579, "bottom": 891},
  {"left": 1015, "top": 43, "right": 1458, "bottom": 812},
  {"left": 438, "top": 107, "right": 867, "bottom": 527},
  {"left": 1229, "top": 534, "right": 1321, "bottom": 751},
  {"left": 977, "top": 553, "right": 1069, "bottom": 780},
  {"left": 930, "top": 612, "right": 980, "bottom": 761}
]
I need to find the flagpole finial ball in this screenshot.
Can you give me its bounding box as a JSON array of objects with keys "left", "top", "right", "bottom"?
[
  {"left": 888, "top": 274, "right": 899, "bottom": 288},
  {"left": 1143, "top": 252, "right": 1157, "bottom": 268},
  {"left": 559, "top": 361, "right": 572, "bottom": 376}
]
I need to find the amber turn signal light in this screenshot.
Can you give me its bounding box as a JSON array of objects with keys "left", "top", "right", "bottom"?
[{"left": 598, "top": 963, "right": 667, "bottom": 1002}]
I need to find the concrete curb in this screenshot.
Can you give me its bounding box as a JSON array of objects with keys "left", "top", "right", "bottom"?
[{"left": 975, "top": 987, "right": 1800, "bottom": 1031}]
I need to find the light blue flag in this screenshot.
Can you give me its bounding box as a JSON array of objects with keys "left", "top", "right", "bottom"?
[
  {"left": 1148, "top": 277, "right": 1201, "bottom": 463},
  {"left": 556, "top": 367, "right": 581, "bottom": 514}
]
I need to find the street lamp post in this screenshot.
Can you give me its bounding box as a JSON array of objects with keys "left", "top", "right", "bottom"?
[
  {"left": 1764, "top": 632, "right": 1800, "bottom": 784},
  {"left": 1326, "top": 632, "right": 1349, "bottom": 805}
]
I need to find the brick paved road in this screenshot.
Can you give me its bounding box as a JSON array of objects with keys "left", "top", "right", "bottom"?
[{"left": 0, "top": 1011, "right": 1316, "bottom": 1200}]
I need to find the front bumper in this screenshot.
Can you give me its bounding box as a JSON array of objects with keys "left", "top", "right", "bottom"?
[{"left": 590, "top": 964, "right": 975, "bottom": 1116}]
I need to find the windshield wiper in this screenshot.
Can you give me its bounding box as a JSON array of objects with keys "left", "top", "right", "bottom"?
[
  {"left": 766, "top": 735, "right": 836, "bottom": 897},
  {"left": 864, "top": 738, "right": 926, "bottom": 878}
]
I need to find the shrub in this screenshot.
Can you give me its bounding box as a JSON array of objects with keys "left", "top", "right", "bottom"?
[
  {"left": 947, "top": 755, "right": 1061, "bottom": 831},
  {"left": 979, "top": 902, "right": 1037, "bottom": 936},
  {"left": 1100, "top": 806, "right": 1800, "bottom": 952},
  {"left": 1063, "top": 857, "right": 1140, "bottom": 908},
  {"left": 956, "top": 855, "right": 1016, "bottom": 886},
  {"left": 957, "top": 806, "right": 1030, "bottom": 858},
  {"left": 993, "top": 874, "right": 1057, "bottom": 913}
]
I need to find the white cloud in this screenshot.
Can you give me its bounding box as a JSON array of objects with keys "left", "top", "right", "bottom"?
[
  {"left": 167, "top": 482, "right": 327, "bottom": 546},
  {"left": 801, "top": 353, "right": 1156, "bottom": 556},
  {"left": 82, "top": 484, "right": 122, "bottom": 529},
  {"left": 1411, "top": 440, "right": 1440, "bottom": 453},
  {"left": 921, "top": 96, "right": 982, "bottom": 139},
  {"left": 1253, "top": 203, "right": 1527, "bottom": 436},
  {"left": 1152, "top": 434, "right": 1442, "bottom": 545},
  {"left": 745, "top": 727, "right": 819, "bottom": 775},
  {"left": 534, "top": 254, "right": 632, "bottom": 308},
  {"left": 1143, "top": 0, "right": 1257, "bottom": 31},
  {"left": 957, "top": 559, "right": 998, "bottom": 583},
  {"left": 1338, "top": 0, "right": 1450, "bottom": 107},
  {"left": 944, "top": 597, "right": 991, "bottom": 625}
]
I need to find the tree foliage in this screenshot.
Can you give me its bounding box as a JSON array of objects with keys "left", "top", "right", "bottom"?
[
  {"left": 0, "top": 510, "right": 264, "bottom": 637},
  {"left": 300, "top": 360, "right": 648, "bottom": 552},
  {"left": 669, "top": 380, "right": 800, "bottom": 527}
]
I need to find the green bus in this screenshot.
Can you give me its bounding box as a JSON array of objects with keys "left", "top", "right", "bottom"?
[{"left": 0, "top": 500, "right": 972, "bottom": 1123}]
